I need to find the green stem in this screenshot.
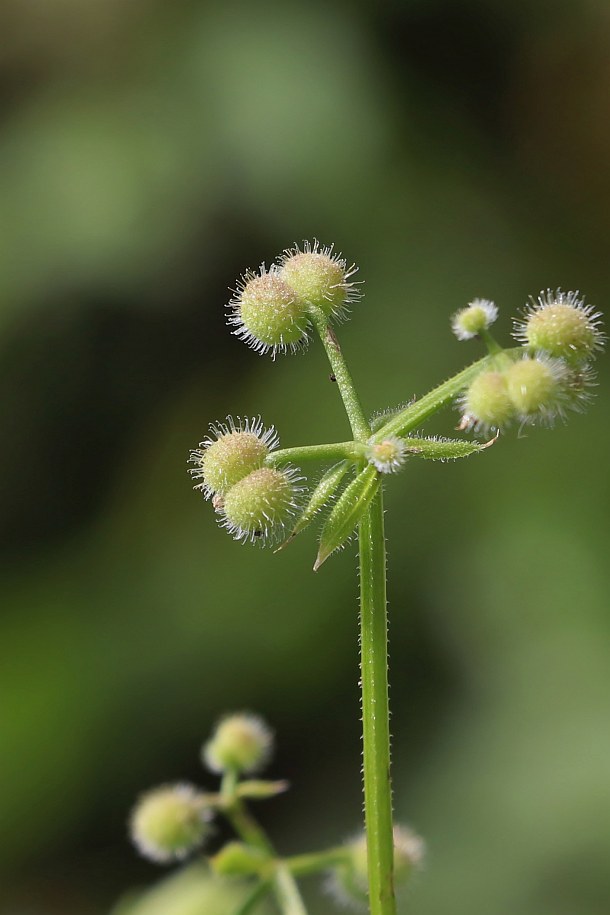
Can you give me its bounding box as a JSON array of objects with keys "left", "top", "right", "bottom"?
[
  {"left": 373, "top": 348, "right": 522, "bottom": 442},
  {"left": 311, "top": 318, "right": 394, "bottom": 913},
  {"left": 359, "top": 489, "right": 396, "bottom": 915},
  {"left": 234, "top": 878, "right": 273, "bottom": 915},
  {"left": 373, "top": 354, "right": 491, "bottom": 440},
  {"left": 479, "top": 328, "right": 503, "bottom": 356},
  {"left": 266, "top": 441, "right": 363, "bottom": 467},
  {"left": 273, "top": 866, "right": 309, "bottom": 915},
  {"left": 225, "top": 802, "right": 274, "bottom": 855},
  {"left": 310, "top": 307, "right": 370, "bottom": 441},
  {"left": 222, "top": 775, "right": 308, "bottom": 915},
  {"left": 284, "top": 848, "right": 351, "bottom": 877}
]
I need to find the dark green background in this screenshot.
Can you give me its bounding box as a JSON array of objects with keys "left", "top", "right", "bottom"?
[{"left": 1, "top": 1, "right": 609, "bottom": 913}]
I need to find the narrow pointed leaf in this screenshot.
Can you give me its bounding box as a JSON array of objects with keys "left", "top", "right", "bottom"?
[
  {"left": 402, "top": 433, "right": 498, "bottom": 461},
  {"left": 237, "top": 779, "right": 290, "bottom": 800},
  {"left": 314, "top": 464, "right": 380, "bottom": 570},
  {"left": 275, "top": 460, "right": 350, "bottom": 551}
]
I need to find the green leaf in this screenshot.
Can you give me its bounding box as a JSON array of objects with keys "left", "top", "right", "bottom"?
[
  {"left": 276, "top": 460, "right": 350, "bottom": 551},
  {"left": 211, "top": 841, "right": 270, "bottom": 877},
  {"left": 236, "top": 779, "right": 290, "bottom": 800},
  {"left": 232, "top": 878, "right": 273, "bottom": 915},
  {"left": 314, "top": 464, "right": 380, "bottom": 570},
  {"left": 402, "top": 434, "right": 497, "bottom": 461}
]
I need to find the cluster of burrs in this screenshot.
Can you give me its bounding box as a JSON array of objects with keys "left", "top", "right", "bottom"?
[
  {"left": 228, "top": 239, "right": 360, "bottom": 356},
  {"left": 129, "top": 713, "right": 424, "bottom": 910},
  {"left": 454, "top": 291, "right": 604, "bottom": 432},
  {"left": 189, "top": 242, "right": 604, "bottom": 562},
  {"left": 189, "top": 415, "right": 305, "bottom": 545}
]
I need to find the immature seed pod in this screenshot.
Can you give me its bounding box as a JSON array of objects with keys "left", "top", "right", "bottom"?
[
  {"left": 228, "top": 265, "right": 310, "bottom": 357},
  {"left": 220, "top": 466, "right": 304, "bottom": 544},
  {"left": 326, "top": 825, "right": 425, "bottom": 908},
  {"left": 188, "top": 416, "right": 278, "bottom": 499},
  {"left": 513, "top": 289, "right": 604, "bottom": 362},
  {"left": 451, "top": 298, "right": 498, "bottom": 341},
  {"left": 505, "top": 354, "right": 569, "bottom": 424},
  {"left": 129, "top": 784, "right": 210, "bottom": 864},
  {"left": 203, "top": 713, "right": 273, "bottom": 775},
  {"left": 278, "top": 240, "right": 360, "bottom": 321},
  {"left": 460, "top": 370, "right": 515, "bottom": 432}
]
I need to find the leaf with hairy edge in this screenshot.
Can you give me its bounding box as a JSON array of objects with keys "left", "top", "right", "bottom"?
[
  {"left": 314, "top": 464, "right": 380, "bottom": 571},
  {"left": 276, "top": 460, "right": 350, "bottom": 551},
  {"left": 403, "top": 434, "right": 497, "bottom": 461}
]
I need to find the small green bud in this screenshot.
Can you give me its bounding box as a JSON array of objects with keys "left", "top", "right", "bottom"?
[
  {"left": 129, "top": 784, "right": 211, "bottom": 864},
  {"left": 451, "top": 298, "right": 498, "bottom": 341},
  {"left": 460, "top": 370, "right": 515, "bottom": 432},
  {"left": 228, "top": 266, "right": 310, "bottom": 356},
  {"left": 220, "top": 466, "right": 304, "bottom": 544},
  {"left": 210, "top": 841, "right": 269, "bottom": 877},
  {"left": 278, "top": 240, "right": 360, "bottom": 320},
  {"left": 365, "top": 436, "right": 407, "bottom": 473},
  {"left": 189, "top": 416, "right": 278, "bottom": 498},
  {"left": 505, "top": 354, "right": 568, "bottom": 423},
  {"left": 513, "top": 289, "right": 604, "bottom": 362},
  {"left": 203, "top": 713, "right": 273, "bottom": 775},
  {"left": 326, "top": 825, "right": 425, "bottom": 908}
]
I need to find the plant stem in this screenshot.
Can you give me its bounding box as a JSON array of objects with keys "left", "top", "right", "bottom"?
[
  {"left": 310, "top": 308, "right": 370, "bottom": 441},
  {"left": 222, "top": 774, "right": 309, "bottom": 915},
  {"left": 312, "top": 320, "right": 395, "bottom": 913},
  {"left": 372, "top": 354, "right": 493, "bottom": 441},
  {"left": 479, "top": 328, "right": 503, "bottom": 356},
  {"left": 234, "top": 878, "right": 273, "bottom": 915},
  {"left": 266, "top": 441, "right": 363, "bottom": 467},
  {"left": 373, "top": 347, "right": 522, "bottom": 442},
  {"left": 273, "top": 866, "right": 309, "bottom": 915},
  {"left": 225, "top": 801, "right": 274, "bottom": 855},
  {"left": 284, "top": 848, "right": 351, "bottom": 877},
  {"left": 359, "top": 489, "right": 396, "bottom": 915}
]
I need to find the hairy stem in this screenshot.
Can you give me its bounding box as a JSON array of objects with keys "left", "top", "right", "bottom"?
[
  {"left": 310, "top": 308, "right": 370, "bottom": 441},
  {"left": 312, "top": 321, "right": 395, "bottom": 913},
  {"left": 373, "top": 347, "right": 521, "bottom": 441},
  {"left": 266, "top": 441, "right": 363, "bottom": 467},
  {"left": 373, "top": 355, "right": 492, "bottom": 440},
  {"left": 359, "top": 489, "right": 396, "bottom": 915}
]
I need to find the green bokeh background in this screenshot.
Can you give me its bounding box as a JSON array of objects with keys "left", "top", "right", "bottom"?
[{"left": 1, "top": 2, "right": 609, "bottom": 913}]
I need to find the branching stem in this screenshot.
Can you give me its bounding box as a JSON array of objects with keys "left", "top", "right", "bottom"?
[
  {"left": 309, "top": 307, "right": 370, "bottom": 441},
  {"left": 313, "top": 317, "right": 395, "bottom": 915},
  {"left": 267, "top": 441, "right": 364, "bottom": 466},
  {"left": 221, "top": 771, "right": 309, "bottom": 915}
]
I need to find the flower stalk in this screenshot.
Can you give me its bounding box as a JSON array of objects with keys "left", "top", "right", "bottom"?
[{"left": 309, "top": 306, "right": 370, "bottom": 441}]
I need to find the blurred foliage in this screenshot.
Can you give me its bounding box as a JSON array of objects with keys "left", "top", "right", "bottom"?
[
  {"left": 1, "top": 1, "right": 609, "bottom": 914},
  {"left": 111, "top": 864, "right": 272, "bottom": 915}
]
